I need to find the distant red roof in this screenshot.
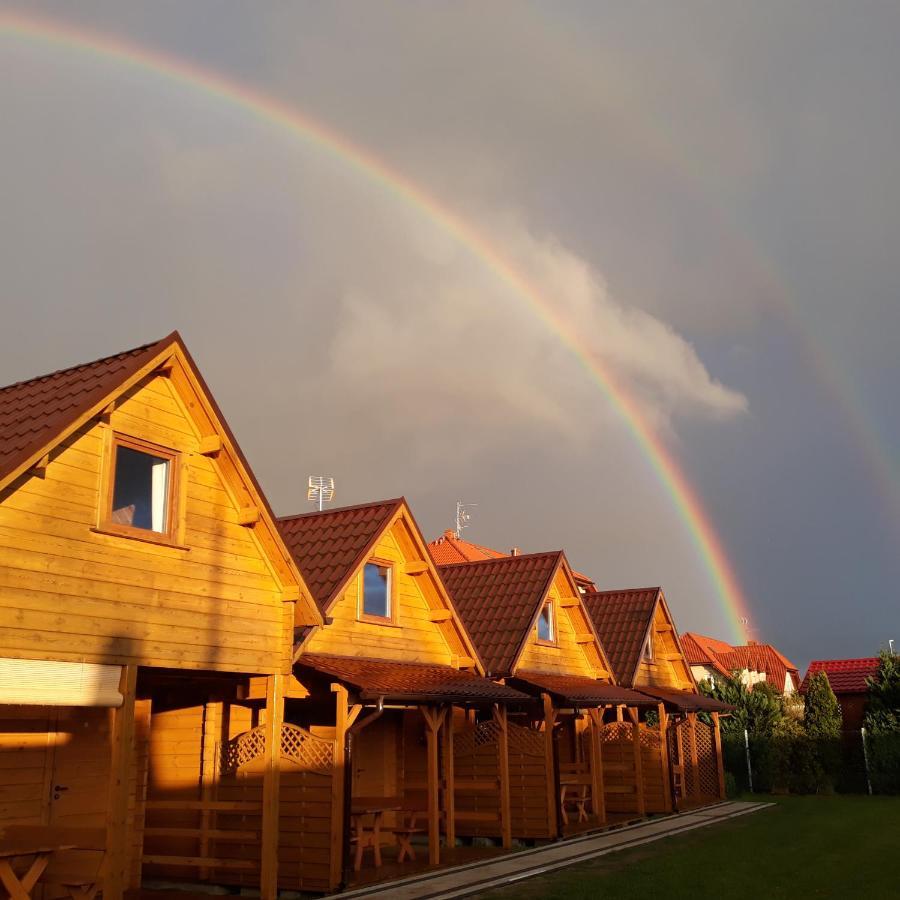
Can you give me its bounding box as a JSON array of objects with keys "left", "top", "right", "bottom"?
[
  {"left": 438, "top": 552, "right": 564, "bottom": 677},
  {"left": 582, "top": 588, "right": 661, "bottom": 686},
  {"left": 0, "top": 334, "right": 174, "bottom": 486},
  {"left": 682, "top": 632, "right": 800, "bottom": 692},
  {"left": 296, "top": 653, "right": 528, "bottom": 704},
  {"left": 801, "top": 658, "right": 880, "bottom": 695},
  {"left": 428, "top": 531, "right": 596, "bottom": 590},
  {"left": 278, "top": 499, "right": 403, "bottom": 613}
]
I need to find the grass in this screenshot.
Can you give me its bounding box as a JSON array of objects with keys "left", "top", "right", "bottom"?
[{"left": 478, "top": 795, "right": 900, "bottom": 899}]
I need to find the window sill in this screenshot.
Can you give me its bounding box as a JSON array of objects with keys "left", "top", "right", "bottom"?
[
  {"left": 535, "top": 638, "right": 558, "bottom": 648},
  {"left": 90, "top": 525, "right": 190, "bottom": 552},
  {"left": 357, "top": 616, "right": 401, "bottom": 628}
]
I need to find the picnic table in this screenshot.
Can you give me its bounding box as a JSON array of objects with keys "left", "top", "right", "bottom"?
[
  {"left": 0, "top": 842, "right": 76, "bottom": 900},
  {"left": 350, "top": 797, "right": 402, "bottom": 871}
]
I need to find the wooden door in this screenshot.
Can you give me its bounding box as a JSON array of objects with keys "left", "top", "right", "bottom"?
[{"left": 47, "top": 708, "right": 112, "bottom": 827}]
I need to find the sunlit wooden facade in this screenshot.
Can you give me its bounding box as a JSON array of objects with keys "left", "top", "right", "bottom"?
[{"left": 0, "top": 334, "right": 320, "bottom": 899}]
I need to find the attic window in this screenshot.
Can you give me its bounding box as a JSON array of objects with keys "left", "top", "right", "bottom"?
[
  {"left": 643, "top": 633, "right": 653, "bottom": 661},
  {"left": 537, "top": 600, "right": 555, "bottom": 643},
  {"left": 361, "top": 561, "right": 392, "bottom": 621},
  {"left": 105, "top": 436, "right": 175, "bottom": 537}
]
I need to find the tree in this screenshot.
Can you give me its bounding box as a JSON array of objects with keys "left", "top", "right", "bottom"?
[
  {"left": 803, "top": 672, "right": 842, "bottom": 738},
  {"left": 864, "top": 650, "right": 900, "bottom": 734},
  {"left": 700, "top": 673, "right": 783, "bottom": 737}
]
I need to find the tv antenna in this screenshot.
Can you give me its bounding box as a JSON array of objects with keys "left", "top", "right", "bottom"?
[
  {"left": 890, "top": 639, "right": 895, "bottom": 656},
  {"left": 307, "top": 475, "right": 335, "bottom": 512},
  {"left": 455, "top": 501, "right": 477, "bottom": 538}
]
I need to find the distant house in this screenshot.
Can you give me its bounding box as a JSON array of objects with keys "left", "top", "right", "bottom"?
[
  {"left": 800, "top": 658, "right": 880, "bottom": 730},
  {"left": 682, "top": 632, "right": 800, "bottom": 695},
  {"left": 428, "top": 529, "right": 598, "bottom": 593}
]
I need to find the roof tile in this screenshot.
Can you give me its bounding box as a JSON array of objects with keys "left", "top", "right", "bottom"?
[
  {"left": 801, "top": 658, "right": 880, "bottom": 694},
  {"left": 278, "top": 500, "right": 403, "bottom": 612},
  {"left": 438, "top": 552, "right": 562, "bottom": 676}
]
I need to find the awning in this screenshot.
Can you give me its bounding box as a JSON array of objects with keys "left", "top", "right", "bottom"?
[
  {"left": 296, "top": 654, "right": 530, "bottom": 705},
  {"left": 635, "top": 687, "right": 733, "bottom": 713},
  {"left": 510, "top": 671, "right": 658, "bottom": 707},
  {"left": 0, "top": 658, "right": 123, "bottom": 707}
]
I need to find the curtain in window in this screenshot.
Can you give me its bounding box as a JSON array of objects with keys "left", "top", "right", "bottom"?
[{"left": 151, "top": 458, "right": 168, "bottom": 532}]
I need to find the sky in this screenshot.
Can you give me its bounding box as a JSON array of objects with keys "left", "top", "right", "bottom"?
[{"left": 1, "top": 2, "right": 898, "bottom": 671}]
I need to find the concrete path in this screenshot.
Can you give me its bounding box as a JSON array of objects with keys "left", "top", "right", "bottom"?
[{"left": 331, "top": 800, "right": 773, "bottom": 899}]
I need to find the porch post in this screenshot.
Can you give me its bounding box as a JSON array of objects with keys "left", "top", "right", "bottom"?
[
  {"left": 442, "top": 703, "right": 456, "bottom": 849},
  {"left": 626, "top": 707, "right": 645, "bottom": 817},
  {"left": 420, "top": 705, "right": 446, "bottom": 865},
  {"left": 587, "top": 708, "right": 605, "bottom": 824},
  {"left": 260, "top": 673, "right": 284, "bottom": 900},
  {"left": 657, "top": 703, "right": 672, "bottom": 812},
  {"left": 712, "top": 712, "right": 726, "bottom": 799},
  {"left": 105, "top": 664, "right": 138, "bottom": 900},
  {"left": 200, "top": 701, "right": 223, "bottom": 881},
  {"left": 541, "top": 693, "right": 559, "bottom": 837},
  {"left": 687, "top": 711, "right": 700, "bottom": 799},
  {"left": 330, "top": 684, "right": 349, "bottom": 889},
  {"left": 493, "top": 704, "right": 512, "bottom": 848}
]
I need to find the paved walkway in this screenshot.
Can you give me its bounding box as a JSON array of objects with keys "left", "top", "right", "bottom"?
[{"left": 331, "top": 800, "right": 773, "bottom": 899}]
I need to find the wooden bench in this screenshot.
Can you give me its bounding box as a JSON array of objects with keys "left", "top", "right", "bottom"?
[
  {"left": 559, "top": 763, "right": 594, "bottom": 825},
  {"left": 5, "top": 827, "right": 105, "bottom": 900}
]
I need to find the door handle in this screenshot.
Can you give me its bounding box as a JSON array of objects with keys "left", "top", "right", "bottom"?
[{"left": 53, "top": 784, "right": 69, "bottom": 800}]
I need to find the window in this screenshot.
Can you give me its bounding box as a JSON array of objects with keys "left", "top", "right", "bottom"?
[
  {"left": 362, "top": 562, "right": 392, "bottom": 620},
  {"left": 537, "top": 600, "right": 554, "bottom": 643},
  {"left": 104, "top": 436, "right": 175, "bottom": 537},
  {"left": 643, "top": 632, "right": 653, "bottom": 661}
]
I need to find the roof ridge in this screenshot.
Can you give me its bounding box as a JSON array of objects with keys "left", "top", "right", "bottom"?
[
  {"left": 585, "top": 586, "right": 662, "bottom": 598},
  {"left": 0, "top": 333, "right": 175, "bottom": 394},
  {"left": 279, "top": 497, "right": 405, "bottom": 522}
]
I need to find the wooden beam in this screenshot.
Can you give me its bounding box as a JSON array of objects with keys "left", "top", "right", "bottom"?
[
  {"left": 442, "top": 704, "right": 456, "bottom": 849},
  {"left": 237, "top": 506, "right": 260, "bottom": 526},
  {"left": 494, "top": 704, "right": 512, "bottom": 848},
  {"left": 242, "top": 674, "right": 308, "bottom": 700},
  {"left": 712, "top": 712, "right": 726, "bottom": 800},
  {"left": 198, "top": 434, "right": 223, "bottom": 456},
  {"left": 200, "top": 701, "right": 223, "bottom": 880},
  {"left": 559, "top": 597, "right": 579, "bottom": 608},
  {"left": 260, "top": 673, "right": 283, "bottom": 900},
  {"left": 404, "top": 561, "right": 430, "bottom": 576},
  {"left": 428, "top": 609, "right": 453, "bottom": 622},
  {"left": 105, "top": 665, "right": 138, "bottom": 900},
  {"left": 419, "top": 705, "right": 446, "bottom": 866},
  {"left": 330, "top": 684, "right": 349, "bottom": 891},
  {"left": 30, "top": 453, "right": 50, "bottom": 478},
  {"left": 658, "top": 703, "right": 673, "bottom": 813},
  {"left": 627, "top": 706, "right": 646, "bottom": 818},
  {"left": 454, "top": 656, "right": 476, "bottom": 669},
  {"left": 574, "top": 634, "right": 595, "bottom": 644},
  {"left": 588, "top": 709, "right": 606, "bottom": 825},
  {"left": 541, "top": 693, "right": 559, "bottom": 837}
]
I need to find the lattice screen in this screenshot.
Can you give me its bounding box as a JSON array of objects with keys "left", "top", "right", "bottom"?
[
  {"left": 695, "top": 720, "right": 719, "bottom": 797},
  {"left": 507, "top": 721, "right": 544, "bottom": 756},
  {"left": 220, "top": 725, "right": 265, "bottom": 775},
  {"left": 220, "top": 723, "right": 333, "bottom": 775}
]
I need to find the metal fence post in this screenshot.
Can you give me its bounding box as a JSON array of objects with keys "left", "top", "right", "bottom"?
[
  {"left": 744, "top": 728, "right": 753, "bottom": 793},
  {"left": 861, "top": 727, "right": 873, "bottom": 795}
]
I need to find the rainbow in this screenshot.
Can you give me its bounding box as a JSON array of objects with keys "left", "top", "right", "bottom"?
[{"left": 0, "top": 9, "right": 752, "bottom": 640}]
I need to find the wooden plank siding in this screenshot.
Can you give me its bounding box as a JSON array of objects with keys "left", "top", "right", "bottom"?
[
  {"left": 303, "top": 521, "right": 455, "bottom": 666},
  {"left": 634, "top": 605, "right": 695, "bottom": 692},
  {"left": 0, "top": 374, "right": 289, "bottom": 675}
]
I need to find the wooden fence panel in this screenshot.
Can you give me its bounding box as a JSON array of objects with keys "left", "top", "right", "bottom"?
[{"left": 599, "top": 722, "right": 640, "bottom": 815}]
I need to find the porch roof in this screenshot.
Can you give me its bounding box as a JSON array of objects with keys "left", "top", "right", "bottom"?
[
  {"left": 510, "top": 671, "right": 655, "bottom": 707},
  {"left": 635, "top": 687, "right": 733, "bottom": 713},
  {"left": 295, "top": 653, "right": 530, "bottom": 705}
]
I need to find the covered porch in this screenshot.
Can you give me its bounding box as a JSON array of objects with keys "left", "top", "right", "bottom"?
[{"left": 292, "top": 654, "right": 529, "bottom": 891}]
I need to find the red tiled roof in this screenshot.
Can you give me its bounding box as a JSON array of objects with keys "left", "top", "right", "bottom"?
[
  {"left": 801, "top": 658, "right": 880, "bottom": 695},
  {"left": 438, "top": 552, "right": 563, "bottom": 677},
  {"left": 682, "top": 632, "right": 800, "bottom": 691},
  {"left": 296, "top": 653, "right": 529, "bottom": 703},
  {"left": 428, "top": 532, "right": 596, "bottom": 588},
  {"left": 0, "top": 334, "right": 174, "bottom": 485},
  {"left": 511, "top": 671, "right": 654, "bottom": 706},
  {"left": 428, "top": 530, "right": 506, "bottom": 565},
  {"left": 582, "top": 588, "right": 661, "bottom": 686},
  {"left": 278, "top": 499, "right": 403, "bottom": 613}
]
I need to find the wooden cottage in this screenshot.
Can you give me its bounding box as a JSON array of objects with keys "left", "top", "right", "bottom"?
[
  {"left": 438, "top": 552, "right": 654, "bottom": 840},
  {"left": 583, "top": 587, "right": 728, "bottom": 811},
  {"left": 277, "top": 499, "right": 527, "bottom": 890},
  {"left": 0, "top": 333, "right": 322, "bottom": 899}
]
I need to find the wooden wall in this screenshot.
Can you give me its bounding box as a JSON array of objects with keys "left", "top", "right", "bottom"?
[
  {"left": 634, "top": 605, "right": 694, "bottom": 691},
  {"left": 0, "top": 374, "right": 290, "bottom": 675},
  {"left": 516, "top": 571, "right": 603, "bottom": 678},
  {"left": 305, "top": 521, "right": 457, "bottom": 666}
]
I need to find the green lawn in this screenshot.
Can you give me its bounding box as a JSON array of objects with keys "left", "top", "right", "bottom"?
[{"left": 479, "top": 795, "right": 900, "bottom": 899}]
